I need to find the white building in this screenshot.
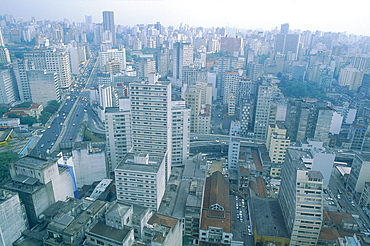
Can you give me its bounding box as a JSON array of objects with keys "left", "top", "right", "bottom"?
[
  {"left": 171, "top": 101, "right": 190, "bottom": 166},
  {"left": 70, "top": 142, "right": 107, "bottom": 188},
  {"left": 24, "top": 48, "right": 72, "bottom": 88},
  {"left": 0, "top": 68, "right": 18, "bottom": 104},
  {"left": 115, "top": 153, "right": 166, "bottom": 211},
  {"left": 99, "top": 49, "right": 126, "bottom": 70},
  {"left": 129, "top": 75, "right": 172, "bottom": 181},
  {"left": 228, "top": 121, "right": 241, "bottom": 170},
  {"left": 104, "top": 102, "right": 132, "bottom": 173}
]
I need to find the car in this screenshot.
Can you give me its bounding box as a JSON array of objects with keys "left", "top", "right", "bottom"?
[
  {"left": 248, "top": 231, "right": 253, "bottom": 236},
  {"left": 337, "top": 195, "right": 341, "bottom": 199},
  {"left": 69, "top": 137, "right": 73, "bottom": 140},
  {"left": 41, "top": 144, "right": 44, "bottom": 148},
  {"left": 72, "top": 123, "right": 75, "bottom": 126},
  {"left": 348, "top": 196, "right": 352, "bottom": 202},
  {"left": 51, "top": 142, "right": 54, "bottom": 146},
  {"left": 351, "top": 201, "right": 356, "bottom": 207},
  {"left": 338, "top": 189, "right": 343, "bottom": 194},
  {"left": 247, "top": 226, "right": 251, "bottom": 230}
]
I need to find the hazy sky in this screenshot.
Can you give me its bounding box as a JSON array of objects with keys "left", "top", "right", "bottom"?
[{"left": 3, "top": 0, "right": 370, "bottom": 35}]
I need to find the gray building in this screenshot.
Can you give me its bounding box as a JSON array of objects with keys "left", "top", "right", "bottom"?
[
  {"left": 0, "top": 68, "right": 18, "bottom": 104},
  {"left": 0, "top": 189, "right": 28, "bottom": 246},
  {"left": 347, "top": 153, "right": 370, "bottom": 195}
]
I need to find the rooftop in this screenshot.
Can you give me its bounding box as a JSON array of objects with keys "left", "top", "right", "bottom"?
[
  {"left": 251, "top": 197, "right": 290, "bottom": 239},
  {"left": 14, "top": 156, "right": 54, "bottom": 170},
  {"left": 116, "top": 152, "right": 164, "bottom": 173},
  {"left": 88, "top": 221, "right": 131, "bottom": 243}
]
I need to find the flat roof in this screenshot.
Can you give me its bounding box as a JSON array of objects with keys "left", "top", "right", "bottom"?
[
  {"left": 251, "top": 197, "right": 290, "bottom": 239},
  {"left": 88, "top": 221, "right": 130, "bottom": 242},
  {"left": 14, "top": 156, "right": 53, "bottom": 170}
]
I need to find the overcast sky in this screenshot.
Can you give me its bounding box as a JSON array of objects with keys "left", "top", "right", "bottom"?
[{"left": 2, "top": 0, "right": 370, "bottom": 35}]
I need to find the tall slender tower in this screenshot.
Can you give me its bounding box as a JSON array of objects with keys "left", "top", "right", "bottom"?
[
  {"left": 102, "top": 11, "right": 116, "bottom": 46},
  {"left": 129, "top": 74, "right": 172, "bottom": 181}
]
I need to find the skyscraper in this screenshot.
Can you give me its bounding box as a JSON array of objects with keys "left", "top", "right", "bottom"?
[
  {"left": 129, "top": 74, "right": 172, "bottom": 181},
  {"left": 172, "top": 42, "right": 193, "bottom": 82},
  {"left": 102, "top": 11, "right": 116, "bottom": 46},
  {"left": 279, "top": 149, "right": 323, "bottom": 245},
  {"left": 280, "top": 23, "right": 289, "bottom": 34}
]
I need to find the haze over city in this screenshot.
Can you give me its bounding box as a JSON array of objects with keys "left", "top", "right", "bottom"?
[{"left": 3, "top": 0, "right": 370, "bottom": 35}]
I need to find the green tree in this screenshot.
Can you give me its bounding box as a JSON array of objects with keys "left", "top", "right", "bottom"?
[
  {"left": 0, "top": 106, "right": 8, "bottom": 117},
  {"left": 0, "top": 152, "right": 18, "bottom": 184},
  {"left": 16, "top": 102, "right": 32, "bottom": 108}
]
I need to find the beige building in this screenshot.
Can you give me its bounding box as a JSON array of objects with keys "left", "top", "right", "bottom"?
[{"left": 267, "top": 122, "right": 290, "bottom": 164}]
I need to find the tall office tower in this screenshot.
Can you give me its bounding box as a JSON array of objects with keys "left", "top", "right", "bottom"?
[
  {"left": 99, "top": 48, "right": 126, "bottom": 70},
  {"left": 347, "top": 153, "right": 370, "bottom": 197},
  {"left": 347, "top": 125, "right": 367, "bottom": 150},
  {"left": 240, "top": 100, "right": 253, "bottom": 137},
  {"left": 280, "top": 23, "right": 289, "bottom": 34},
  {"left": 172, "top": 42, "right": 194, "bottom": 82},
  {"left": 129, "top": 75, "right": 172, "bottom": 181},
  {"left": 156, "top": 46, "right": 170, "bottom": 78},
  {"left": 275, "top": 34, "right": 299, "bottom": 60},
  {"left": 0, "top": 27, "right": 5, "bottom": 47},
  {"left": 181, "top": 67, "right": 207, "bottom": 87},
  {"left": 237, "top": 78, "right": 256, "bottom": 107},
  {"left": 253, "top": 81, "right": 274, "bottom": 141},
  {"left": 313, "top": 106, "right": 334, "bottom": 145},
  {"left": 338, "top": 67, "right": 363, "bottom": 91},
  {"left": 24, "top": 48, "right": 72, "bottom": 88},
  {"left": 0, "top": 47, "right": 11, "bottom": 64},
  {"left": 285, "top": 100, "right": 311, "bottom": 142},
  {"left": 267, "top": 122, "right": 290, "bottom": 164},
  {"left": 171, "top": 101, "right": 190, "bottom": 166},
  {"left": 85, "top": 15, "right": 92, "bottom": 24},
  {"left": 115, "top": 152, "right": 166, "bottom": 210},
  {"left": 0, "top": 68, "right": 19, "bottom": 104},
  {"left": 27, "top": 70, "right": 61, "bottom": 106},
  {"left": 216, "top": 56, "right": 237, "bottom": 99},
  {"left": 0, "top": 189, "right": 28, "bottom": 246},
  {"left": 278, "top": 149, "right": 323, "bottom": 245},
  {"left": 222, "top": 71, "right": 239, "bottom": 107},
  {"left": 220, "top": 36, "right": 243, "bottom": 55},
  {"left": 102, "top": 11, "right": 116, "bottom": 46},
  {"left": 228, "top": 121, "right": 241, "bottom": 170},
  {"left": 184, "top": 85, "right": 204, "bottom": 133},
  {"left": 104, "top": 99, "right": 132, "bottom": 173},
  {"left": 13, "top": 59, "right": 31, "bottom": 102},
  {"left": 137, "top": 58, "right": 156, "bottom": 78}
]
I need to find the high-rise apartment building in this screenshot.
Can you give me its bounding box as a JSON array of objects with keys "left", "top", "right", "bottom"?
[
  {"left": 216, "top": 56, "right": 237, "bottom": 99},
  {"left": 347, "top": 153, "right": 370, "bottom": 195},
  {"left": 104, "top": 100, "right": 132, "bottom": 173},
  {"left": 173, "top": 42, "right": 194, "bottom": 82},
  {"left": 228, "top": 121, "right": 241, "bottom": 170},
  {"left": 129, "top": 75, "right": 172, "bottom": 181},
  {"left": 254, "top": 81, "right": 274, "bottom": 141},
  {"left": 0, "top": 189, "right": 28, "bottom": 246},
  {"left": 171, "top": 101, "right": 190, "bottom": 166},
  {"left": 24, "top": 48, "right": 72, "bottom": 88},
  {"left": 267, "top": 122, "right": 290, "bottom": 164},
  {"left": 279, "top": 149, "right": 323, "bottom": 245},
  {"left": 115, "top": 152, "right": 166, "bottom": 210},
  {"left": 0, "top": 68, "right": 19, "bottom": 104},
  {"left": 338, "top": 67, "right": 364, "bottom": 91},
  {"left": 0, "top": 47, "right": 11, "bottom": 64},
  {"left": 13, "top": 59, "right": 31, "bottom": 102},
  {"left": 102, "top": 11, "right": 116, "bottom": 46}
]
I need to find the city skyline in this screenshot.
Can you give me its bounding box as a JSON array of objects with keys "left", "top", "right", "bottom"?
[{"left": 2, "top": 0, "right": 370, "bottom": 36}]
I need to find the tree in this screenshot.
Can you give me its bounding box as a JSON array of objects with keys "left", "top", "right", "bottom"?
[
  {"left": 16, "top": 102, "right": 31, "bottom": 108},
  {"left": 0, "top": 106, "right": 8, "bottom": 117},
  {"left": 0, "top": 152, "right": 18, "bottom": 184}
]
